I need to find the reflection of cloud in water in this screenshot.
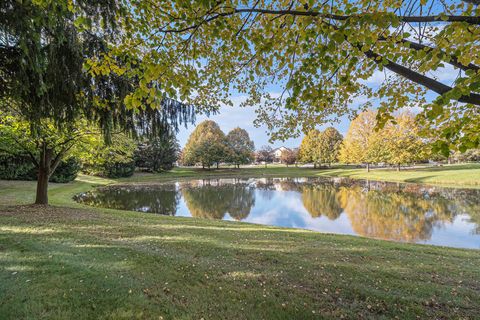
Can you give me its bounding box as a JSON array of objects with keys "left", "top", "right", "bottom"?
[{"left": 243, "top": 191, "right": 355, "bottom": 236}]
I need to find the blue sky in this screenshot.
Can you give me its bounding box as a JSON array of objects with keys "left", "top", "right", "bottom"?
[
  {"left": 176, "top": 22, "right": 461, "bottom": 151},
  {"left": 177, "top": 64, "right": 458, "bottom": 150},
  {"left": 176, "top": 100, "right": 350, "bottom": 150}
]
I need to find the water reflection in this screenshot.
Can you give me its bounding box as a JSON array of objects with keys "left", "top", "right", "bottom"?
[
  {"left": 75, "top": 177, "right": 480, "bottom": 249},
  {"left": 181, "top": 179, "right": 255, "bottom": 220}
]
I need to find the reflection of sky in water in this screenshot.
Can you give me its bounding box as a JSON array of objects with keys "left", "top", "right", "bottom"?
[
  {"left": 77, "top": 178, "right": 480, "bottom": 250},
  {"left": 243, "top": 191, "right": 356, "bottom": 236}
]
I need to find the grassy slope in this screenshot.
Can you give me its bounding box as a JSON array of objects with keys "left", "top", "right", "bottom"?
[{"left": 1, "top": 166, "right": 480, "bottom": 319}]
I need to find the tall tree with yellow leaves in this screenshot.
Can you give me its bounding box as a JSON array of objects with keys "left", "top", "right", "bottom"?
[
  {"left": 384, "top": 112, "right": 428, "bottom": 171},
  {"left": 339, "top": 110, "right": 379, "bottom": 171}
]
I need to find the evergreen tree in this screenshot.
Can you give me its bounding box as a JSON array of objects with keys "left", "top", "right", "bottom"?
[{"left": 135, "top": 132, "right": 179, "bottom": 172}]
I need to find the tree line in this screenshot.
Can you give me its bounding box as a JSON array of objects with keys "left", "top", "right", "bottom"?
[
  {"left": 298, "top": 110, "right": 428, "bottom": 171},
  {"left": 299, "top": 110, "right": 479, "bottom": 170}
]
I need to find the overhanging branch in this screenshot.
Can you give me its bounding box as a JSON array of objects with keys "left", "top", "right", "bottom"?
[{"left": 158, "top": 8, "right": 480, "bottom": 34}]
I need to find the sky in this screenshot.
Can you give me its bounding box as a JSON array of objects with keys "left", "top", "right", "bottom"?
[
  {"left": 176, "top": 99, "right": 347, "bottom": 150},
  {"left": 176, "top": 64, "right": 459, "bottom": 150},
  {"left": 176, "top": 18, "right": 461, "bottom": 151}
]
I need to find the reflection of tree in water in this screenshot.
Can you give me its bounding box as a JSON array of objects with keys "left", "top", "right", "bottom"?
[
  {"left": 337, "top": 184, "right": 455, "bottom": 242},
  {"left": 301, "top": 184, "right": 343, "bottom": 220},
  {"left": 181, "top": 183, "right": 255, "bottom": 220},
  {"left": 254, "top": 179, "right": 277, "bottom": 202},
  {"left": 77, "top": 185, "right": 179, "bottom": 215},
  {"left": 227, "top": 185, "right": 255, "bottom": 220}
]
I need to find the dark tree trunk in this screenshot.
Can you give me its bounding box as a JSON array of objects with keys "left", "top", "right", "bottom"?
[
  {"left": 237, "top": 164, "right": 240, "bottom": 169},
  {"left": 314, "top": 163, "right": 317, "bottom": 169},
  {"left": 35, "top": 166, "right": 49, "bottom": 204},
  {"left": 35, "top": 146, "right": 53, "bottom": 205},
  {"left": 366, "top": 163, "right": 370, "bottom": 172},
  {"left": 216, "top": 162, "right": 219, "bottom": 169},
  {"left": 397, "top": 163, "right": 401, "bottom": 171}
]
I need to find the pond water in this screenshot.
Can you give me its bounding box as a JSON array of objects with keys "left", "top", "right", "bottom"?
[{"left": 74, "top": 177, "right": 480, "bottom": 249}]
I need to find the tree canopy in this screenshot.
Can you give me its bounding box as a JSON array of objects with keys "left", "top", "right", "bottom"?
[
  {"left": 182, "top": 120, "right": 228, "bottom": 168},
  {"left": 299, "top": 127, "right": 343, "bottom": 166},
  {"left": 255, "top": 145, "right": 274, "bottom": 166},
  {"left": 115, "top": 0, "right": 480, "bottom": 153},
  {"left": 226, "top": 127, "right": 255, "bottom": 168},
  {"left": 339, "top": 110, "right": 428, "bottom": 169}
]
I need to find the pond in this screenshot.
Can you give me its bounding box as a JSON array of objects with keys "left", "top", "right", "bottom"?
[{"left": 74, "top": 177, "right": 480, "bottom": 249}]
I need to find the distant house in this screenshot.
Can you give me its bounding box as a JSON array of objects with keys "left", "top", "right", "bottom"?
[{"left": 272, "top": 146, "right": 291, "bottom": 163}]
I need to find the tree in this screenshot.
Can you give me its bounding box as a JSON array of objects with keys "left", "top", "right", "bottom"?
[
  {"left": 118, "top": 0, "right": 480, "bottom": 153},
  {"left": 0, "top": 113, "right": 97, "bottom": 198},
  {"left": 280, "top": 149, "right": 298, "bottom": 167},
  {"left": 80, "top": 132, "right": 137, "bottom": 178},
  {"left": 453, "top": 149, "right": 480, "bottom": 163},
  {"left": 298, "top": 130, "right": 322, "bottom": 167},
  {"left": 0, "top": 1, "right": 195, "bottom": 204},
  {"left": 318, "top": 127, "right": 343, "bottom": 166},
  {"left": 135, "top": 132, "right": 179, "bottom": 172},
  {"left": 256, "top": 146, "right": 274, "bottom": 168},
  {"left": 383, "top": 112, "right": 428, "bottom": 171},
  {"left": 299, "top": 128, "right": 342, "bottom": 167},
  {"left": 339, "top": 110, "right": 381, "bottom": 171},
  {"left": 340, "top": 110, "right": 429, "bottom": 170},
  {"left": 182, "top": 120, "right": 228, "bottom": 169},
  {"left": 226, "top": 128, "right": 255, "bottom": 168}
]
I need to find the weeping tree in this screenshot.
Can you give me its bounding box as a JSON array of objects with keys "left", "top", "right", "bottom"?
[{"left": 0, "top": 0, "right": 195, "bottom": 204}]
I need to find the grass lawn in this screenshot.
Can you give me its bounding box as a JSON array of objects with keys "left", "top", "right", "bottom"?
[
  {"left": 122, "top": 163, "right": 480, "bottom": 188},
  {"left": 1, "top": 165, "right": 480, "bottom": 319}
]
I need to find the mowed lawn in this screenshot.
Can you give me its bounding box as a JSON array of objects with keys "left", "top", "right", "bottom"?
[
  {"left": 122, "top": 163, "right": 480, "bottom": 187},
  {"left": 1, "top": 165, "right": 480, "bottom": 319}
]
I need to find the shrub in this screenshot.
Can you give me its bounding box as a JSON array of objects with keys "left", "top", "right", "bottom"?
[
  {"left": 102, "top": 161, "right": 136, "bottom": 178},
  {"left": 49, "top": 158, "right": 82, "bottom": 183},
  {"left": 0, "top": 154, "right": 80, "bottom": 182}
]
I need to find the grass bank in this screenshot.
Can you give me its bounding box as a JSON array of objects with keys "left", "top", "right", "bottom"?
[
  {"left": 122, "top": 163, "right": 480, "bottom": 188},
  {"left": 1, "top": 165, "right": 480, "bottom": 319}
]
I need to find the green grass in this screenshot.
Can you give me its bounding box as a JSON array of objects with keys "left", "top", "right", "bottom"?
[
  {"left": 1, "top": 165, "right": 480, "bottom": 319},
  {"left": 120, "top": 163, "right": 480, "bottom": 188}
]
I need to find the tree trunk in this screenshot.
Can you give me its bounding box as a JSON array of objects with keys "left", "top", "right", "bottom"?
[
  {"left": 35, "top": 166, "right": 49, "bottom": 205},
  {"left": 216, "top": 162, "right": 219, "bottom": 169},
  {"left": 237, "top": 164, "right": 240, "bottom": 169},
  {"left": 264, "top": 162, "right": 267, "bottom": 168},
  {"left": 397, "top": 163, "right": 401, "bottom": 171},
  {"left": 314, "top": 163, "right": 317, "bottom": 169},
  {"left": 366, "top": 163, "right": 370, "bottom": 172},
  {"left": 35, "top": 146, "right": 53, "bottom": 205}
]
